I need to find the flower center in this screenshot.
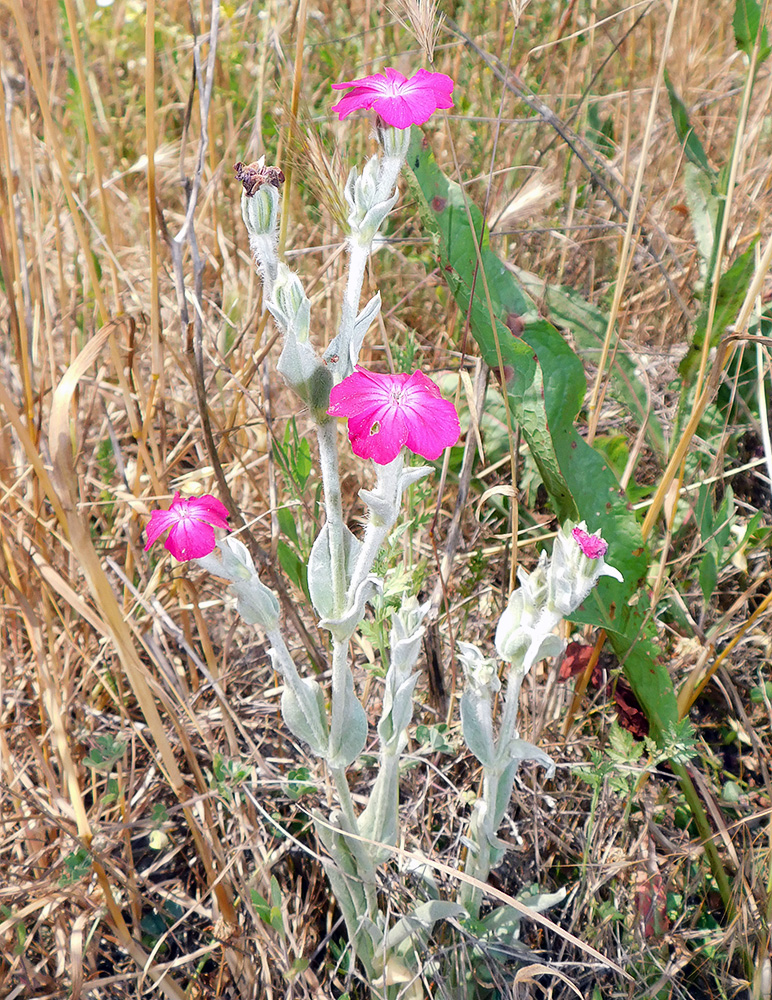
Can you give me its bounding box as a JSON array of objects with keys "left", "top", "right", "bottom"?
[{"left": 389, "top": 386, "right": 403, "bottom": 405}]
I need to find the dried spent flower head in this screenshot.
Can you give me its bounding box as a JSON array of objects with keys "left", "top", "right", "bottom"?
[
  {"left": 144, "top": 492, "right": 230, "bottom": 561},
  {"left": 331, "top": 67, "right": 454, "bottom": 129},
  {"left": 327, "top": 365, "right": 460, "bottom": 465},
  {"left": 234, "top": 159, "right": 285, "bottom": 197}
]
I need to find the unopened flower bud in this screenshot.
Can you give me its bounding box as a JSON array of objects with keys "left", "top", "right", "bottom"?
[
  {"left": 343, "top": 156, "right": 399, "bottom": 243},
  {"left": 547, "top": 521, "right": 623, "bottom": 617},
  {"left": 270, "top": 262, "right": 311, "bottom": 341},
  {"left": 458, "top": 641, "right": 500, "bottom": 697}
]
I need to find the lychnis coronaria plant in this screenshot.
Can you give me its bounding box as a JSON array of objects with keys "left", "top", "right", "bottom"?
[{"left": 144, "top": 65, "right": 621, "bottom": 996}]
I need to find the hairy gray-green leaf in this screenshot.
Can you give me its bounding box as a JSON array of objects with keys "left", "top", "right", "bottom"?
[
  {"left": 279, "top": 675, "right": 328, "bottom": 757},
  {"left": 308, "top": 522, "right": 362, "bottom": 619},
  {"left": 327, "top": 669, "right": 368, "bottom": 769}
]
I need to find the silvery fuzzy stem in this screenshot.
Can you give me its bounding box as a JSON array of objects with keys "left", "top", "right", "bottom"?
[
  {"left": 250, "top": 233, "right": 279, "bottom": 301},
  {"left": 346, "top": 454, "right": 404, "bottom": 601},
  {"left": 342, "top": 238, "right": 370, "bottom": 345},
  {"left": 328, "top": 637, "right": 354, "bottom": 772},
  {"left": 460, "top": 769, "right": 499, "bottom": 914},
  {"left": 460, "top": 646, "right": 534, "bottom": 917},
  {"left": 496, "top": 663, "right": 526, "bottom": 752},
  {"left": 315, "top": 418, "right": 347, "bottom": 616},
  {"left": 376, "top": 152, "right": 405, "bottom": 205},
  {"left": 328, "top": 763, "right": 379, "bottom": 917},
  {"left": 324, "top": 237, "right": 372, "bottom": 379}
]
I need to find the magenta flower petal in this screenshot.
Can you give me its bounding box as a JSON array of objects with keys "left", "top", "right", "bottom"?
[
  {"left": 331, "top": 67, "right": 455, "bottom": 128},
  {"left": 144, "top": 492, "right": 230, "bottom": 562},
  {"left": 571, "top": 525, "right": 608, "bottom": 560},
  {"left": 399, "top": 371, "right": 461, "bottom": 460},
  {"left": 144, "top": 507, "right": 179, "bottom": 549},
  {"left": 328, "top": 366, "right": 460, "bottom": 465}
]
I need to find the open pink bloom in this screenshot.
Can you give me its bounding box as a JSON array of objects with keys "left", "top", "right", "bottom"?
[
  {"left": 572, "top": 525, "right": 608, "bottom": 560},
  {"left": 331, "top": 67, "right": 454, "bottom": 128},
  {"left": 144, "top": 492, "right": 230, "bottom": 561},
  {"left": 328, "top": 366, "right": 460, "bottom": 465}
]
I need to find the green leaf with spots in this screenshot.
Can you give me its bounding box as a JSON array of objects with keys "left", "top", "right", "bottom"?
[
  {"left": 407, "top": 135, "right": 679, "bottom": 740},
  {"left": 405, "top": 133, "right": 577, "bottom": 520}
]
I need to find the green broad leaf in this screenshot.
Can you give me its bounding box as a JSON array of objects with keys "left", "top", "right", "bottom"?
[
  {"left": 733, "top": 0, "right": 772, "bottom": 61},
  {"left": 83, "top": 734, "right": 126, "bottom": 771},
  {"left": 510, "top": 265, "right": 667, "bottom": 461},
  {"left": 750, "top": 682, "right": 772, "bottom": 703},
  {"left": 607, "top": 720, "right": 645, "bottom": 763},
  {"left": 714, "top": 487, "right": 735, "bottom": 551},
  {"left": 406, "top": 133, "right": 577, "bottom": 521},
  {"left": 140, "top": 911, "right": 167, "bottom": 938},
  {"left": 664, "top": 71, "right": 714, "bottom": 176},
  {"left": 409, "top": 136, "right": 679, "bottom": 742},
  {"left": 679, "top": 242, "right": 758, "bottom": 383},
  {"left": 695, "top": 482, "right": 715, "bottom": 540},
  {"left": 277, "top": 504, "right": 298, "bottom": 546},
  {"left": 699, "top": 550, "right": 718, "bottom": 605},
  {"left": 276, "top": 540, "right": 309, "bottom": 600},
  {"left": 102, "top": 777, "right": 120, "bottom": 806},
  {"left": 60, "top": 847, "right": 91, "bottom": 886}
]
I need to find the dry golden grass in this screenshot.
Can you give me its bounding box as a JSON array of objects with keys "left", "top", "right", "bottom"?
[{"left": 1, "top": 0, "right": 772, "bottom": 997}]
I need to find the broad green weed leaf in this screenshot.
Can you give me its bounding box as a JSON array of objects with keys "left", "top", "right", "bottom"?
[
  {"left": 679, "top": 242, "right": 757, "bottom": 383},
  {"left": 733, "top": 0, "right": 772, "bottom": 61},
  {"left": 407, "top": 140, "right": 679, "bottom": 740},
  {"left": 276, "top": 540, "right": 309, "bottom": 600},
  {"left": 510, "top": 265, "right": 667, "bottom": 461},
  {"left": 664, "top": 71, "right": 714, "bottom": 176},
  {"left": 406, "top": 134, "right": 577, "bottom": 520},
  {"left": 699, "top": 551, "right": 718, "bottom": 605},
  {"left": 516, "top": 322, "right": 679, "bottom": 737}
]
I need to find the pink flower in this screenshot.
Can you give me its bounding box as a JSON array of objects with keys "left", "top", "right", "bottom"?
[
  {"left": 144, "top": 493, "right": 230, "bottom": 561},
  {"left": 327, "top": 366, "right": 460, "bottom": 465},
  {"left": 571, "top": 525, "right": 608, "bottom": 560},
  {"left": 331, "top": 67, "right": 454, "bottom": 129}
]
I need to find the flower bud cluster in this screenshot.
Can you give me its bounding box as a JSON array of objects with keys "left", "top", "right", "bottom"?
[
  {"left": 268, "top": 262, "right": 332, "bottom": 416},
  {"left": 344, "top": 156, "right": 399, "bottom": 245},
  {"left": 495, "top": 521, "right": 623, "bottom": 676}
]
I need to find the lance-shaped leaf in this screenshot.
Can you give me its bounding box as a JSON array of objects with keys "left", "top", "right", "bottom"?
[
  {"left": 386, "top": 900, "right": 465, "bottom": 953},
  {"left": 307, "top": 522, "right": 362, "bottom": 619},
  {"left": 460, "top": 690, "right": 497, "bottom": 769},
  {"left": 327, "top": 668, "right": 369, "bottom": 769},
  {"left": 319, "top": 576, "right": 382, "bottom": 641},
  {"left": 269, "top": 647, "right": 328, "bottom": 757},
  {"left": 197, "top": 537, "right": 280, "bottom": 629}
]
